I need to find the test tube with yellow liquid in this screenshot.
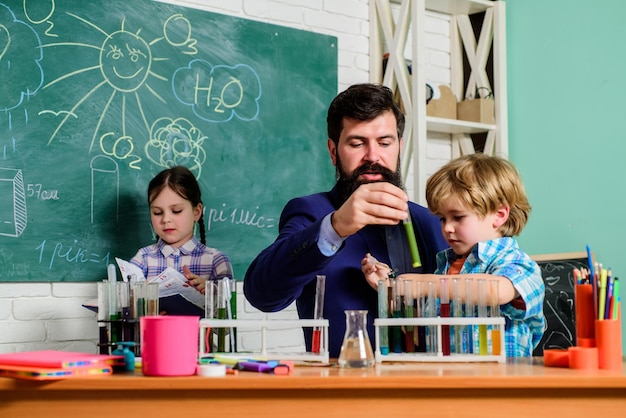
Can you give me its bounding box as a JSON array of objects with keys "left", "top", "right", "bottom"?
[
  {"left": 489, "top": 280, "right": 501, "bottom": 356},
  {"left": 477, "top": 279, "right": 488, "bottom": 355}
]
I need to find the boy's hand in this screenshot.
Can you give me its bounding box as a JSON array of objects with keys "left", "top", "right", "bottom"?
[{"left": 361, "top": 253, "right": 392, "bottom": 290}]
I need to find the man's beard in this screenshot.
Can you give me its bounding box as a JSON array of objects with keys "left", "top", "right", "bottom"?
[{"left": 334, "top": 156, "right": 404, "bottom": 205}]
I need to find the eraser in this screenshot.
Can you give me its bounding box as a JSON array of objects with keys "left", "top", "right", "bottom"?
[{"left": 197, "top": 363, "right": 226, "bottom": 377}]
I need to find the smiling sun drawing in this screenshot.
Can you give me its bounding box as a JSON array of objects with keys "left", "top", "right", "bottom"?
[{"left": 41, "top": 12, "right": 172, "bottom": 158}]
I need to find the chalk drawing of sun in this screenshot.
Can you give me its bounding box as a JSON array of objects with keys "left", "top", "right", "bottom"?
[{"left": 40, "top": 12, "right": 182, "bottom": 166}]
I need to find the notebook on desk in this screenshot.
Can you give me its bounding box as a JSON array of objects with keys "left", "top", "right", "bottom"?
[
  {"left": 0, "top": 363, "right": 114, "bottom": 380},
  {"left": 0, "top": 350, "right": 123, "bottom": 369}
]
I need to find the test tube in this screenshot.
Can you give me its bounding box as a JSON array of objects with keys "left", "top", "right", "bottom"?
[
  {"left": 464, "top": 278, "right": 475, "bottom": 354},
  {"left": 117, "top": 282, "right": 132, "bottom": 342},
  {"left": 439, "top": 278, "right": 451, "bottom": 356},
  {"left": 312, "top": 274, "right": 326, "bottom": 353},
  {"left": 489, "top": 280, "right": 501, "bottom": 356},
  {"left": 403, "top": 278, "right": 415, "bottom": 353},
  {"left": 451, "top": 278, "right": 464, "bottom": 353},
  {"left": 97, "top": 281, "right": 109, "bottom": 354},
  {"left": 391, "top": 277, "right": 403, "bottom": 353},
  {"left": 145, "top": 282, "right": 159, "bottom": 316},
  {"left": 204, "top": 279, "right": 216, "bottom": 353},
  {"left": 108, "top": 279, "right": 120, "bottom": 343},
  {"left": 217, "top": 279, "right": 228, "bottom": 352},
  {"left": 403, "top": 213, "right": 422, "bottom": 268},
  {"left": 425, "top": 280, "right": 437, "bottom": 353},
  {"left": 377, "top": 279, "right": 389, "bottom": 355},
  {"left": 477, "top": 279, "right": 488, "bottom": 355},
  {"left": 415, "top": 280, "right": 427, "bottom": 352},
  {"left": 224, "top": 277, "right": 236, "bottom": 352}
]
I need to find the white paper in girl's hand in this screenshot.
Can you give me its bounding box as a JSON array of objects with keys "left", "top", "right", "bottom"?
[
  {"left": 115, "top": 257, "right": 146, "bottom": 282},
  {"left": 151, "top": 267, "right": 205, "bottom": 309}
]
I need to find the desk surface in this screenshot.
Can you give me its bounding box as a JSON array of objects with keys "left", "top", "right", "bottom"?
[{"left": 1, "top": 359, "right": 625, "bottom": 418}]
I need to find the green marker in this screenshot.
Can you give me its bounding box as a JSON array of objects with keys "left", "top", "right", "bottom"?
[{"left": 403, "top": 213, "right": 421, "bottom": 268}]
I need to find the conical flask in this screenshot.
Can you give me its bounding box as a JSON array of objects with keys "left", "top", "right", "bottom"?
[{"left": 338, "top": 310, "right": 375, "bottom": 368}]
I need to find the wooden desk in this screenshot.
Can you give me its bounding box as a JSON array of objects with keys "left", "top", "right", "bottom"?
[{"left": 1, "top": 359, "right": 625, "bottom": 418}]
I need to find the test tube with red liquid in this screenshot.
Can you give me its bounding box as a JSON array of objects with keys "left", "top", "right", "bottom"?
[
  {"left": 311, "top": 274, "right": 326, "bottom": 353},
  {"left": 439, "top": 277, "right": 451, "bottom": 355}
]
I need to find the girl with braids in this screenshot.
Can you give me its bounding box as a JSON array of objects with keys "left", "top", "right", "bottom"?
[{"left": 130, "top": 166, "right": 233, "bottom": 316}]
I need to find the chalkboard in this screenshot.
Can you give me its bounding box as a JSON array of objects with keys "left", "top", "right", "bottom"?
[
  {"left": 0, "top": 0, "right": 337, "bottom": 281},
  {"left": 531, "top": 252, "right": 589, "bottom": 356}
]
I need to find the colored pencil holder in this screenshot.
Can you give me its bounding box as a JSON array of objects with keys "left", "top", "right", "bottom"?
[
  {"left": 141, "top": 315, "right": 200, "bottom": 376},
  {"left": 575, "top": 284, "right": 595, "bottom": 343},
  {"left": 595, "top": 319, "right": 623, "bottom": 371}
]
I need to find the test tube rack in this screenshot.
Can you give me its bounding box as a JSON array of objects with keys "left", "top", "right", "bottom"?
[
  {"left": 199, "top": 318, "right": 330, "bottom": 364},
  {"left": 374, "top": 317, "right": 506, "bottom": 363}
]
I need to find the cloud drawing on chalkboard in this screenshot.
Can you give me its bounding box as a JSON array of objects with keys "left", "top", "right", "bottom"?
[
  {"left": 172, "top": 60, "right": 261, "bottom": 123},
  {"left": 0, "top": 4, "right": 44, "bottom": 111},
  {"left": 145, "top": 117, "right": 207, "bottom": 178}
]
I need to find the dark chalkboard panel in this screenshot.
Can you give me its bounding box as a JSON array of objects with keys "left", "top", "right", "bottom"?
[
  {"left": 531, "top": 252, "right": 589, "bottom": 356},
  {"left": 0, "top": 0, "right": 336, "bottom": 281}
]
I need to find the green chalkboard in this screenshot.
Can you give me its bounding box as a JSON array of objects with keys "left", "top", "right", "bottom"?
[{"left": 0, "top": 0, "right": 337, "bottom": 281}]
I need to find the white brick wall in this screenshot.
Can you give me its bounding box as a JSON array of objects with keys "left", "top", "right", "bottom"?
[{"left": 0, "top": 0, "right": 452, "bottom": 354}]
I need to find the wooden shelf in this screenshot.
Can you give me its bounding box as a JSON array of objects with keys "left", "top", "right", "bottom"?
[{"left": 427, "top": 116, "right": 495, "bottom": 134}]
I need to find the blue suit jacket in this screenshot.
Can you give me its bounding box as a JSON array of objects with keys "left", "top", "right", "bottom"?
[{"left": 244, "top": 185, "right": 447, "bottom": 358}]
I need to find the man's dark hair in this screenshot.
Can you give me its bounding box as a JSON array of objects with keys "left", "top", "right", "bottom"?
[{"left": 326, "top": 83, "right": 405, "bottom": 144}]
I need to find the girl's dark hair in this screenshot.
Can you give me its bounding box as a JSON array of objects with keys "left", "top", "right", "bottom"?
[
  {"left": 326, "top": 83, "right": 405, "bottom": 144},
  {"left": 147, "top": 166, "right": 206, "bottom": 244}
]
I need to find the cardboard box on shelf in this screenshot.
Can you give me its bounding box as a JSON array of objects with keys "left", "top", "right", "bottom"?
[
  {"left": 426, "top": 85, "right": 456, "bottom": 119},
  {"left": 457, "top": 97, "right": 495, "bottom": 124}
]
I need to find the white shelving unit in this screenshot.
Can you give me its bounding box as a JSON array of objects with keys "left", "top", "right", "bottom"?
[{"left": 370, "top": 0, "right": 507, "bottom": 204}]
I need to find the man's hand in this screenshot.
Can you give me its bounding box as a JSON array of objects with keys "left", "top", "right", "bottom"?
[{"left": 331, "top": 182, "right": 409, "bottom": 237}]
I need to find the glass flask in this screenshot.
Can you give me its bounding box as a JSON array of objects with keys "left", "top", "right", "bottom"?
[{"left": 338, "top": 310, "right": 375, "bottom": 368}]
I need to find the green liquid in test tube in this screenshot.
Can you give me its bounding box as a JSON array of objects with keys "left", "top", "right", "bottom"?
[
  {"left": 403, "top": 214, "right": 421, "bottom": 268},
  {"left": 217, "top": 279, "right": 227, "bottom": 352}
]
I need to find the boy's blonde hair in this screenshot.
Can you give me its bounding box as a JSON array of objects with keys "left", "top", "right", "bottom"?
[{"left": 425, "top": 153, "right": 531, "bottom": 237}]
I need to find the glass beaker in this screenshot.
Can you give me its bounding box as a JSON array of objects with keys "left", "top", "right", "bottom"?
[{"left": 338, "top": 310, "right": 375, "bottom": 368}]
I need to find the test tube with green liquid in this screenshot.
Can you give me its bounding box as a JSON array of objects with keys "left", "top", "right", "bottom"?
[
  {"left": 403, "top": 213, "right": 421, "bottom": 268},
  {"left": 217, "top": 279, "right": 228, "bottom": 352},
  {"left": 377, "top": 279, "right": 389, "bottom": 355}
]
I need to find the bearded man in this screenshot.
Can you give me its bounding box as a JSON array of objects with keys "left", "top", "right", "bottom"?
[{"left": 244, "top": 83, "right": 447, "bottom": 358}]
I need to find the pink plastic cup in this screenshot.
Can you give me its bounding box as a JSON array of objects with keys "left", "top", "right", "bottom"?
[{"left": 140, "top": 315, "right": 199, "bottom": 376}]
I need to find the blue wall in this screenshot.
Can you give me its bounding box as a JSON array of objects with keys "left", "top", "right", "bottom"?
[{"left": 507, "top": 1, "right": 626, "bottom": 347}]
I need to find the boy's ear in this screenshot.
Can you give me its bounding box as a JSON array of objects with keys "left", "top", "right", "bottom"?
[{"left": 493, "top": 204, "right": 510, "bottom": 228}]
